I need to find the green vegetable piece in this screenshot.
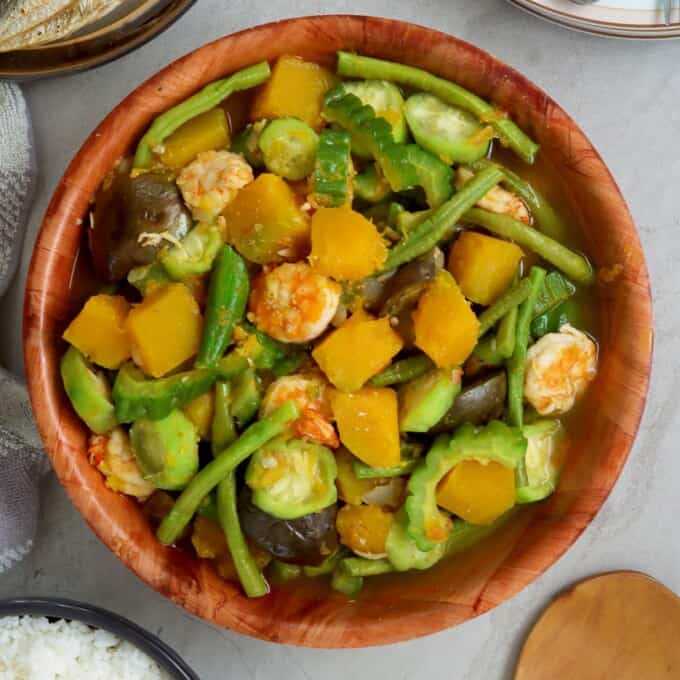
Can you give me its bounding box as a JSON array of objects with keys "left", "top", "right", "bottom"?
[
  {"left": 269, "top": 560, "right": 302, "bottom": 581},
  {"left": 383, "top": 164, "right": 503, "bottom": 271},
  {"left": 113, "top": 363, "right": 218, "bottom": 423},
  {"left": 386, "top": 508, "right": 447, "bottom": 571},
  {"left": 477, "top": 276, "right": 532, "bottom": 337},
  {"left": 130, "top": 409, "right": 199, "bottom": 490},
  {"left": 246, "top": 438, "right": 337, "bottom": 519},
  {"left": 331, "top": 569, "right": 363, "bottom": 596},
  {"left": 470, "top": 159, "right": 569, "bottom": 241},
  {"left": 230, "top": 121, "right": 266, "bottom": 167},
  {"left": 336, "top": 52, "right": 539, "bottom": 164},
  {"left": 516, "top": 420, "right": 563, "bottom": 503},
  {"left": 463, "top": 208, "right": 594, "bottom": 285},
  {"left": 405, "top": 421, "right": 527, "bottom": 552},
  {"left": 258, "top": 117, "right": 319, "bottom": 181},
  {"left": 369, "top": 354, "right": 435, "bottom": 387},
  {"left": 533, "top": 271, "right": 577, "bottom": 317},
  {"left": 496, "top": 305, "right": 518, "bottom": 359},
  {"left": 507, "top": 267, "right": 547, "bottom": 428},
  {"left": 445, "top": 509, "right": 519, "bottom": 557},
  {"left": 217, "top": 470, "right": 269, "bottom": 597},
  {"left": 133, "top": 62, "right": 271, "bottom": 169},
  {"left": 230, "top": 368, "right": 262, "bottom": 429},
  {"left": 196, "top": 245, "right": 249, "bottom": 368},
  {"left": 353, "top": 457, "right": 419, "bottom": 479},
  {"left": 531, "top": 300, "right": 583, "bottom": 338},
  {"left": 156, "top": 400, "right": 299, "bottom": 546},
  {"left": 60, "top": 346, "right": 118, "bottom": 434},
  {"left": 322, "top": 87, "right": 452, "bottom": 208},
  {"left": 404, "top": 93, "right": 491, "bottom": 164},
  {"left": 158, "top": 222, "right": 224, "bottom": 280},
  {"left": 467, "top": 334, "right": 506, "bottom": 373},
  {"left": 395, "top": 208, "right": 433, "bottom": 236},
  {"left": 353, "top": 163, "right": 391, "bottom": 203},
  {"left": 339, "top": 557, "right": 394, "bottom": 577},
  {"left": 342, "top": 79, "right": 407, "bottom": 156},
  {"left": 270, "top": 350, "right": 308, "bottom": 378},
  {"left": 197, "top": 493, "right": 218, "bottom": 521},
  {"left": 433, "top": 372, "right": 507, "bottom": 433},
  {"left": 233, "top": 322, "right": 296, "bottom": 371},
  {"left": 211, "top": 381, "right": 238, "bottom": 454},
  {"left": 303, "top": 548, "right": 346, "bottom": 578},
  {"left": 399, "top": 367, "right": 462, "bottom": 433},
  {"left": 127, "top": 263, "right": 171, "bottom": 297},
  {"left": 311, "top": 129, "right": 353, "bottom": 207}
]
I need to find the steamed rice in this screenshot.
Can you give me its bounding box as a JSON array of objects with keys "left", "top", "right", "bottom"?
[{"left": 0, "top": 616, "right": 171, "bottom": 679}]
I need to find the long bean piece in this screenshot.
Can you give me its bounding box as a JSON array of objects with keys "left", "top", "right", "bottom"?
[
  {"left": 369, "top": 355, "right": 434, "bottom": 387},
  {"left": 463, "top": 208, "right": 594, "bottom": 285},
  {"left": 133, "top": 62, "right": 271, "bottom": 168},
  {"left": 337, "top": 52, "right": 539, "bottom": 164},
  {"left": 496, "top": 306, "right": 518, "bottom": 359},
  {"left": 477, "top": 277, "right": 531, "bottom": 336},
  {"left": 507, "top": 267, "right": 546, "bottom": 427},
  {"left": 384, "top": 165, "right": 503, "bottom": 271},
  {"left": 196, "top": 245, "right": 249, "bottom": 369},
  {"left": 217, "top": 472, "right": 268, "bottom": 597},
  {"left": 340, "top": 557, "right": 394, "bottom": 577},
  {"left": 470, "top": 159, "right": 568, "bottom": 241},
  {"left": 157, "top": 400, "right": 299, "bottom": 545}
]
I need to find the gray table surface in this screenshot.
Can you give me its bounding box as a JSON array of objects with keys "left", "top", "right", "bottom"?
[{"left": 1, "top": 1, "right": 678, "bottom": 677}]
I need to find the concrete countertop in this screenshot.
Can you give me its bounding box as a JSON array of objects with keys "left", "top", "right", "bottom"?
[{"left": 1, "top": 1, "right": 678, "bottom": 678}]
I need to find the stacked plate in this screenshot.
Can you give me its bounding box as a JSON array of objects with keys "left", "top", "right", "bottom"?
[
  {"left": 0, "top": 0, "right": 195, "bottom": 79},
  {"left": 509, "top": 0, "right": 680, "bottom": 38}
]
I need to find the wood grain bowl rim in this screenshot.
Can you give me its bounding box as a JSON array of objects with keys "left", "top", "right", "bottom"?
[{"left": 22, "top": 15, "right": 653, "bottom": 648}]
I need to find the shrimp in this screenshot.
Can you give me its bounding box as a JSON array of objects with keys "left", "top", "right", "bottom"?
[
  {"left": 260, "top": 374, "right": 339, "bottom": 448},
  {"left": 524, "top": 324, "right": 597, "bottom": 416},
  {"left": 88, "top": 428, "right": 154, "bottom": 500},
  {"left": 456, "top": 167, "right": 530, "bottom": 224},
  {"left": 248, "top": 262, "right": 341, "bottom": 343},
  {"left": 177, "top": 150, "right": 253, "bottom": 221}
]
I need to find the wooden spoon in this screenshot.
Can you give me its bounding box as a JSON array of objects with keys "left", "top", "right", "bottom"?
[{"left": 515, "top": 572, "right": 680, "bottom": 680}]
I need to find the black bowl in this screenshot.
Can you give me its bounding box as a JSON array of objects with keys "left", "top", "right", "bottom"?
[{"left": 0, "top": 597, "right": 198, "bottom": 679}]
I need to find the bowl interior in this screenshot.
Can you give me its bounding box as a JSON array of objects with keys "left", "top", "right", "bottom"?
[{"left": 23, "top": 15, "right": 652, "bottom": 647}]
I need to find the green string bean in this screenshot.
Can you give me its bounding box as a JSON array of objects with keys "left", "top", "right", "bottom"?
[
  {"left": 133, "top": 62, "right": 271, "bottom": 169},
  {"left": 507, "top": 267, "right": 546, "bottom": 428},
  {"left": 369, "top": 355, "right": 434, "bottom": 387},
  {"left": 463, "top": 208, "right": 594, "bottom": 285},
  {"left": 337, "top": 52, "right": 540, "bottom": 164},
  {"left": 477, "top": 277, "right": 532, "bottom": 336}
]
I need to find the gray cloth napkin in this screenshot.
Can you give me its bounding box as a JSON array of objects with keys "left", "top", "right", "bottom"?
[{"left": 0, "top": 81, "right": 46, "bottom": 574}]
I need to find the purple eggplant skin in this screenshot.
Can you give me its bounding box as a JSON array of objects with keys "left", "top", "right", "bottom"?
[
  {"left": 89, "top": 158, "right": 191, "bottom": 283},
  {"left": 238, "top": 490, "right": 339, "bottom": 566}
]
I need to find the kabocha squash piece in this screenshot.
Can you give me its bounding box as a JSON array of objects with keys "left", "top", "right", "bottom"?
[
  {"left": 223, "top": 173, "right": 310, "bottom": 264},
  {"left": 62, "top": 295, "right": 131, "bottom": 370},
  {"left": 330, "top": 387, "right": 400, "bottom": 468},
  {"left": 448, "top": 231, "right": 524, "bottom": 305},
  {"left": 312, "top": 310, "right": 403, "bottom": 392},
  {"left": 125, "top": 283, "right": 203, "bottom": 378},
  {"left": 335, "top": 447, "right": 383, "bottom": 505},
  {"left": 191, "top": 515, "right": 229, "bottom": 559},
  {"left": 412, "top": 270, "right": 479, "bottom": 368},
  {"left": 251, "top": 55, "right": 338, "bottom": 130},
  {"left": 436, "top": 459, "right": 516, "bottom": 525},
  {"left": 405, "top": 421, "right": 526, "bottom": 551},
  {"left": 336, "top": 504, "right": 395, "bottom": 558},
  {"left": 309, "top": 205, "right": 387, "bottom": 281},
  {"left": 182, "top": 389, "right": 215, "bottom": 441},
  {"left": 159, "top": 108, "right": 230, "bottom": 170}
]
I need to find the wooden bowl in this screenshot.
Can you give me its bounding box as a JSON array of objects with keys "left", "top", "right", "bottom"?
[{"left": 23, "top": 16, "right": 653, "bottom": 647}]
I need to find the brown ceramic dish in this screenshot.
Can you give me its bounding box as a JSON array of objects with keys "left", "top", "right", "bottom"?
[{"left": 23, "top": 15, "right": 653, "bottom": 647}]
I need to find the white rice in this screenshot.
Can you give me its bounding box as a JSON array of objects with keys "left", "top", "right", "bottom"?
[{"left": 0, "top": 615, "right": 172, "bottom": 680}]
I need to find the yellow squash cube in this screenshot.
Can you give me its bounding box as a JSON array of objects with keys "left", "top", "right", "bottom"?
[
  {"left": 335, "top": 447, "right": 382, "bottom": 505},
  {"left": 63, "top": 295, "right": 131, "bottom": 369},
  {"left": 336, "top": 504, "right": 395, "bottom": 556},
  {"left": 126, "top": 283, "right": 203, "bottom": 378},
  {"left": 310, "top": 205, "right": 387, "bottom": 281},
  {"left": 182, "top": 389, "right": 215, "bottom": 441},
  {"left": 312, "top": 310, "right": 403, "bottom": 392},
  {"left": 448, "top": 231, "right": 523, "bottom": 305},
  {"left": 413, "top": 271, "right": 480, "bottom": 367},
  {"left": 160, "top": 108, "right": 230, "bottom": 170},
  {"left": 251, "top": 55, "right": 338, "bottom": 130},
  {"left": 223, "top": 173, "right": 310, "bottom": 264},
  {"left": 330, "top": 387, "right": 400, "bottom": 468},
  {"left": 436, "top": 459, "right": 515, "bottom": 525}
]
